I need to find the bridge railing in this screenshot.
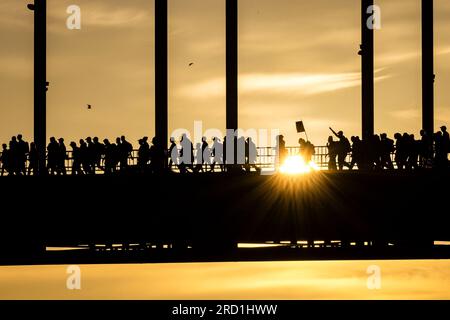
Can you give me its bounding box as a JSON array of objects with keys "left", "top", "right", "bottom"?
[
  {"left": 64, "top": 146, "right": 334, "bottom": 173},
  {"left": 0, "top": 146, "right": 338, "bottom": 174}
]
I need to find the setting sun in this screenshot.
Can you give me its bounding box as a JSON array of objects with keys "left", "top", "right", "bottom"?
[{"left": 279, "top": 155, "right": 319, "bottom": 175}]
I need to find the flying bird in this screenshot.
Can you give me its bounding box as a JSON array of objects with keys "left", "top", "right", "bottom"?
[
  {"left": 87, "top": 104, "right": 92, "bottom": 110},
  {"left": 189, "top": 62, "right": 194, "bottom": 67}
]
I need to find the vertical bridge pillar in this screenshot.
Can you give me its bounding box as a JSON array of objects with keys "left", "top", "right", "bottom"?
[
  {"left": 226, "top": 0, "right": 238, "bottom": 132},
  {"left": 155, "top": 0, "right": 169, "bottom": 149},
  {"left": 422, "top": 0, "right": 434, "bottom": 134},
  {"left": 32, "top": 0, "right": 47, "bottom": 175},
  {"left": 361, "top": 0, "right": 374, "bottom": 141}
]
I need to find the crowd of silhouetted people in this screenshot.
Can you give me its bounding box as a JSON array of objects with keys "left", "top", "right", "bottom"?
[
  {"left": 167, "top": 134, "right": 259, "bottom": 174},
  {"left": 324, "top": 126, "right": 449, "bottom": 171},
  {"left": 0, "top": 126, "right": 448, "bottom": 176},
  {"left": 267, "top": 126, "right": 449, "bottom": 172},
  {"left": 1, "top": 134, "right": 38, "bottom": 176},
  {"left": 0, "top": 134, "right": 260, "bottom": 176}
]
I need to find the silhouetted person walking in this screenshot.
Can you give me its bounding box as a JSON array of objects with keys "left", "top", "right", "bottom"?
[
  {"left": 149, "top": 137, "right": 165, "bottom": 174},
  {"left": 137, "top": 137, "right": 150, "bottom": 172},
  {"left": 236, "top": 136, "right": 246, "bottom": 170},
  {"left": 419, "top": 130, "right": 433, "bottom": 168},
  {"left": 200, "top": 137, "right": 211, "bottom": 172},
  {"left": 86, "top": 137, "right": 97, "bottom": 174},
  {"left": 194, "top": 142, "right": 204, "bottom": 173},
  {"left": 405, "top": 134, "right": 419, "bottom": 170},
  {"left": 115, "top": 137, "right": 122, "bottom": 169},
  {"left": 9, "top": 136, "right": 19, "bottom": 175},
  {"left": 434, "top": 131, "right": 447, "bottom": 169},
  {"left": 57, "top": 138, "right": 67, "bottom": 175},
  {"left": 330, "top": 128, "right": 350, "bottom": 170},
  {"left": 299, "top": 138, "right": 315, "bottom": 164},
  {"left": 168, "top": 137, "right": 178, "bottom": 171},
  {"left": 119, "top": 136, "right": 132, "bottom": 172},
  {"left": 79, "top": 139, "right": 92, "bottom": 174},
  {"left": 222, "top": 136, "right": 228, "bottom": 171},
  {"left": 370, "top": 135, "right": 382, "bottom": 170},
  {"left": 441, "top": 126, "right": 449, "bottom": 166},
  {"left": 349, "top": 136, "right": 363, "bottom": 170},
  {"left": 327, "top": 136, "right": 338, "bottom": 170},
  {"left": 27, "top": 142, "right": 38, "bottom": 176},
  {"left": 380, "top": 133, "right": 394, "bottom": 170},
  {"left": 17, "top": 134, "right": 29, "bottom": 175},
  {"left": 245, "top": 137, "right": 259, "bottom": 173},
  {"left": 93, "top": 137, "right": 104, "bottom": 173},
  {"left": 47, "top": 137, "right": 59, "bottom": 175},
  {"left": 103, "top": 139, "right": 116, "bottom": 174},
  {"left": 0, "top": 144, "right": 10, "bottom": 176},
  {"left": 210, "top": 137, "right": 224, "bottom": 172},
  {"left": 394, "top": 133, "right": 405, "bottom": 169},
  {"left": 276, "top": 135, "right": 287, "bottom": 169},
  {"left": 179, "top": 134, "right": 194, "bottom": 174},
  {"left": 70, "top": 141, "right": 83, "bottom": 175}
]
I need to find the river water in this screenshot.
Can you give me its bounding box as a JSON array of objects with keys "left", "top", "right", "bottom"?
[{"left": 0, "top": 260, "right": 449, "bottom": 299}]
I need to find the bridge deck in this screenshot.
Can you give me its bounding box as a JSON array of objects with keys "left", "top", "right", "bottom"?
[{"left": 0, "top": 170, "right": 449, "bottom": 264}]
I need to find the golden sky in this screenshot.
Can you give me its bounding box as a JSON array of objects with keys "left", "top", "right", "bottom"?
[
  {"left": 1, "top": 0, "right": 450, "bottom": 146},
  {"left": 1, "top": 260, "right": 449, "bottom": 299},
  {"left": 2, "top": 1, "right": 449, "bottom": 299}
]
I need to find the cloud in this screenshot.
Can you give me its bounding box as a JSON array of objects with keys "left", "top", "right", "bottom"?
[
  {"left": 75, "top": 7, "right": 150, "bottom": 28},
  {"left": 389, "top": 108, "right": 420, "bottom": 120},
  {"left": 437, "top": 47, "right": 450, "bottom": 56},
  {"left": 46, "top": 0, "right": 152, "bottom": 33},
  {"left": 377, "top": 51, "right": 419, "bottom": 65},
  {"left": 179, "top": 72, "right": 390, "bottom": 99},
  {"left": 0, "top": 56, "right": 33, "bottom": 80},
  {"left": 240, "top": 73, "right": 362, "bottom": 95},
  {"left": 436, "top": 107, "right": 450, "bottom": 124}
]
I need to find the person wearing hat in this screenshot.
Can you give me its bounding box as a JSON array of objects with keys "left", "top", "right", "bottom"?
[
  {"left": 441, "top": 126, "right": 449, "bottom": 161},
  {"left": 441, "top": 126, "right": 449, "bottom": 140}
]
